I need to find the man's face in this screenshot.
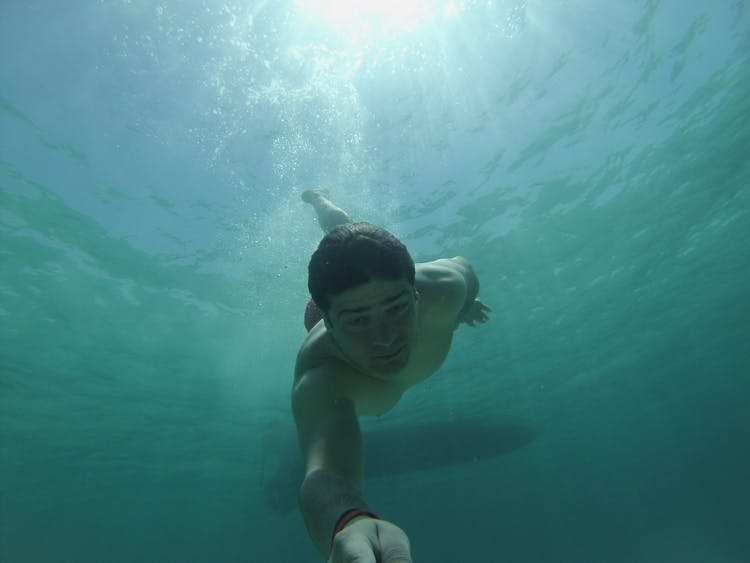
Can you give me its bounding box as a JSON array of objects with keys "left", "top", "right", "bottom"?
[{"left": 325, "top": 278, "right": 419, "bottom": 378}]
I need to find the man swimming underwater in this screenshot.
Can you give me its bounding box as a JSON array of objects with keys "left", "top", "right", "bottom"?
[{"left": 293, "top": 190, "right": 490, "bottom": 562}]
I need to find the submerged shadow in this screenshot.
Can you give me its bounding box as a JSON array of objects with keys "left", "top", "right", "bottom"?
[{"left": 262, "top": 419, "right": 537, "bottom": 514}]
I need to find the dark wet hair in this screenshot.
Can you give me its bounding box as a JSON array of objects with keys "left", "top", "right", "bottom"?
[{"left": 308, "top": 222, "right": 415, "bottom": 311}]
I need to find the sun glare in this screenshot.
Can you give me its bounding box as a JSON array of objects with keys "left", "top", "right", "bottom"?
[{"left": 295, "top": 0, "right": 464, "bottom": 42}]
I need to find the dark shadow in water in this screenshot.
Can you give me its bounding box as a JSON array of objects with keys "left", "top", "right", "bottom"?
[{"left": 262, "top": 419, "right": 537, "bottom": 514}]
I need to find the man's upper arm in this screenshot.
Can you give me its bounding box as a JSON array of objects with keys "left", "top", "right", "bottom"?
[{"left": 292, "top": 370, "right": 364, "bottom": 483}]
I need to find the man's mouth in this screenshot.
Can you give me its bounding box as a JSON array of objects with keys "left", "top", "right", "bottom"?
[{"left": 374, "top": 346, "right": 404, "bottom": 360}]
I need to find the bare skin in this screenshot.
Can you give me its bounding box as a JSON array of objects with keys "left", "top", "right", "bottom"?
[
  {"left": 294, "top": 190, "right": 490, "bottom": 562},
  {"left": 301, "top": 188, "right": 353, "bottom": 232}
]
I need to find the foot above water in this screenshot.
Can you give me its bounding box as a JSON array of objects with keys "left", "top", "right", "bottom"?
[{"left": 301, "top": 188, "right": 330, "bottom": 203}]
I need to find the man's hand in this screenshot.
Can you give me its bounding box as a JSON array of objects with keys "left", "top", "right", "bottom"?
[
  {"left": 458, "top": 298, "right": 491, "bottom": 327},
  {"left": 329, "top": 518, "right": 412, "bottom": 563}
]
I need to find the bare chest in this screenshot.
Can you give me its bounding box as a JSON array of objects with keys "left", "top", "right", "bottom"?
[{"left": 354, "top": 328, "right": 454, "bottom": 416}]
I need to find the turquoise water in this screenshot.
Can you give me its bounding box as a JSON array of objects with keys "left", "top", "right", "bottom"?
[{"left": 1, "top": 1, "right": 749, "bottom": 561}]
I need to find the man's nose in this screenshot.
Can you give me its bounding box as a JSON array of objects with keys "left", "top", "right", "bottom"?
[{"left": 372, "top": 317, "right": 397, "bottom": 346}]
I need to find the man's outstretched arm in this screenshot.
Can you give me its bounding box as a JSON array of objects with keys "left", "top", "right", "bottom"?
[
  {"left": 293, "top": 371, "right": 367, "bottom": 554},
  {"left": 292, "top": 370, "right": 412, "bottom": 561}
]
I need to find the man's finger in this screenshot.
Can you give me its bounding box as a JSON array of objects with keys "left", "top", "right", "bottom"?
[
  {"left": 329, "top": 532, "right": 376, "bottom": 563},
  {"left": 379, "top": 526, "right": 412, "bottom": 563},
  {"left": 381, "top": 545, "right": 412, "bottom": 562}
]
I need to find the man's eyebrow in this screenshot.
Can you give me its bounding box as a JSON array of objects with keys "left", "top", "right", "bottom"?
[
  {"left": 380, "top": 289, "right": 410, "bottom": 305},
  {"left": 337, "top": 289, "right": 410, "bottom": 318}
]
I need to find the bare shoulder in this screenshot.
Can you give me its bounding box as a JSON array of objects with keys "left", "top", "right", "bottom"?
[
  {"left": 291, "top": 361, "right": 335, "bottom": 417},
  {"left": 293, "top": 330, "right": 404, "bottom": 417},
  {"left": 416, "top": 256, "right": 470, "bottom": 280},
  {"left": 293, "top": 329, "right": 349, "bottom": 397},
  {"left": 292, "top": 354, "right": 353, "bottom": 424},
  {"left": 415, "top": 257, "right": 472, "bottom": 323}
]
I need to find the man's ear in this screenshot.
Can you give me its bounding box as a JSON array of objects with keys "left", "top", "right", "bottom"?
[{"left": 414, "top": 288, "right": 420, "bottom": 302}]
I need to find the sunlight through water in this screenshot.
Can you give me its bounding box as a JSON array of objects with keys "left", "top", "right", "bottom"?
[{"left": 294, "top": 0, "right": 466, "bottom": 45}]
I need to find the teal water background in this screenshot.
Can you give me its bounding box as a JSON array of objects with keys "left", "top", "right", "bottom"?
[{"left": 1, "top": 1, "right": 749, "bottom": 561}]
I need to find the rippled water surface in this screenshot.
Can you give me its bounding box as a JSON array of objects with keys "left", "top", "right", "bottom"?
[{"left": 1, "top": 1, "right": 749, "bottom": 561}]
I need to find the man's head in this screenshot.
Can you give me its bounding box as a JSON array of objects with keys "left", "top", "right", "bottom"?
[
  {"left": 308, "top": 223, "right": 418, "bottom": 377},
  {"left": 308, "top": 222, "right": 415, "bottom": 311}
]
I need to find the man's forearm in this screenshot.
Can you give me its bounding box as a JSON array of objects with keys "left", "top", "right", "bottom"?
[{"left": 299, "top": 468, "right": 369, "bottom": 555}]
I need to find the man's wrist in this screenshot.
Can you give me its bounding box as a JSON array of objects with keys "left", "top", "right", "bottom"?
[{"left": 332, "top": 508, "right": 380, "bottom": 543}]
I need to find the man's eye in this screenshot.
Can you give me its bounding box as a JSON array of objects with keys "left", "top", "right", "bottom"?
[
  {"left": 346, "top": 316, "right": 368, "bottom": 327},
  {"left": 390, "top": 302, "right": 408, "bottom": 313}
]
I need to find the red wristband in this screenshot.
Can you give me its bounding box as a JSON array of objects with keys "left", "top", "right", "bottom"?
[{"left": 332, "top": 508, "right": 379, "bottom": 543}]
